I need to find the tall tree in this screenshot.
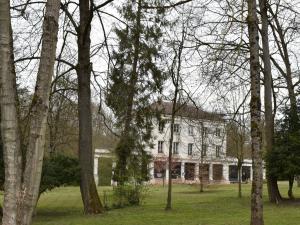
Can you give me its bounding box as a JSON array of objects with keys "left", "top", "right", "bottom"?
[
  {"left": 259, "top": 0, "right": 282, "bottom": 203},
  {"left": 165, "top": 23, "right": 186, "bottom": 210},
  {"left": 0, "top": 0, "right": 60, "bottom": 224},
  {"left": 247, "top": 0, "right": 264, "bottom": 224},
  {"left": 268, "top": 3, "right": 300, "bottom": 199},
  {"left": 107, "top": 0, "right": 165, "bottom": 184},
  {"left": 0, "top": 0, "right": 22, "bottom": 224},
  {"left": 76, "top": 0, "right": 104, "bottom": 214}
]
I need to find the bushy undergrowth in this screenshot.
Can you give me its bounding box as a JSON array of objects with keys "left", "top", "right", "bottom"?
[{"left": 111, "top": 183, "right": 148, "bottom": 208}]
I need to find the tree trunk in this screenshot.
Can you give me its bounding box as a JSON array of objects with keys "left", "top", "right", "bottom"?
[
  {"left": 288, "top": 176, "right": 294, "bottom": 199},
  {"left": 238, "top": 160, "right": 242, "bottom": 198},
  {"left": 259, "top": 0, "right": 282, "bottom": 204},
  {"left": 0, "top": 204, "right": 3, "bottom": 220},
  {"left": 247, "top": 0, "right": 264, "bottom": 224},
  {"left": 199, "top": 122, "right": 205, "bottom": 193},
  {"left": 0, "top": 1, "right": 22, "bottom": 224},
  {"left": 17, "top": 0, "right": 61, "bottom": 224},
  {"left": 165, "top": 25, "right": 185, "bottom": 211},
  {"left": 269, "top": 3, "right": 299, "bottom": 202},
  {"left": 165, "top": 88, "right": 178, "bottom": 210},
  {"left": 77, "top": 0, "right": 103, "bottom": 214},
  {"left": 199, "top": 168, "right": 204, "bottom": 193}
]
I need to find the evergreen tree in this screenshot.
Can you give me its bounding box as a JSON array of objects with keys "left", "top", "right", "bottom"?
[
  {"left": 106, "top": 0, "right": 167, "bottom": 184},
  {"left": 267, "top": 104, "right": 300, "bottom": 199}
]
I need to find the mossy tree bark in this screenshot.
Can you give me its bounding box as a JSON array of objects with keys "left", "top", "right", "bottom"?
[{"left": 247, "top": 0, "right": 264, "bottom": 224}]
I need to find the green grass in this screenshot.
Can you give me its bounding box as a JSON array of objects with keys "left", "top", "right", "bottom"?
[{"left": 33, "top": 182, "right": 300, "bottom": 225}]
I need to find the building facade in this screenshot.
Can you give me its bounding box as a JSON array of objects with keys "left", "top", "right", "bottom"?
[{"left": 146, "top": 102, "right": 255, "bottom": 184}]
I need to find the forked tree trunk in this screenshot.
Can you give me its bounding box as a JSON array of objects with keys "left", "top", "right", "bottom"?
[
  {"left": 258, "top": 0, "right": 282, "bottom": 204},
  {"left": 17, "top": 0, "right": 61, "bottom": 224},
  {"left": 0, "top": 1, "right": 22, "bottom": 224},
  {"left": 1, "top": 0, "right": 60, "bottom": 224},
  {"left": 77, "top": 0, "right": 103, "bottom": 214},
  {"left": 247, "top": 0, "right": 264, "bottom": 224}
]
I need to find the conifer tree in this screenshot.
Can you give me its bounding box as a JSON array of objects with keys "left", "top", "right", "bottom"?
[{"left": 106, "top": 0, "right": 166, "bottom": 184}]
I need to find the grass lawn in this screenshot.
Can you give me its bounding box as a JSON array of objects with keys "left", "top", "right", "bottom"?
[{"left": 33, "top": 182, "right": 300, "bottom": 225}]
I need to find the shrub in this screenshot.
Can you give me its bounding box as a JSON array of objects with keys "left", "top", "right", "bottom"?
[
  {"left": 40, "top": 154, "right": 80, "bottom": 194},
  {"left": 0, "top": 150, "right": 80, "bottom": 194},
  {"left": 112, "top": 182, "right": 148, "bottom": 208}
]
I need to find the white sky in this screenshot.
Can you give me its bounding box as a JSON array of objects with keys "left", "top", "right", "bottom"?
[{"left": 11, "top": 0, "right": 300, "bottom": 121}]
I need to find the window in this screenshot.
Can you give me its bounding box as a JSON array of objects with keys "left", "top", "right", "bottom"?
[
  {"left": 188, "top": 125, "right": 194, "bottom": 136},
  {"left": 158, "top": 121, "right": 165, "bottom": 132},
  {"left": 202, "top": 144, "right": 207, "bottom": 156},
  {"left": 215, "top": 128, "right": 221, "bottom": 137},
  {"left": 173, "top": 124, "right": 179, "bottom": 133},
  {"left": 171, "top": 162, "right": 181, "bottom": 179},
  {"left": 158, "top": 141, "right": 163, "bottom": 153},
  {"left": 203, "top": 127, "right": 208, "bottom": 137},
  {"left": 216, "top": 145, "right": 221, "bottom": 157},
  {"left": 173, "top": 142, "right": 179, "bottom": 154},
  {"left": 154, "top": 161, "right": 166, "bottom": 178},
  {"left": 188, "top": 143, "right": 193, "bottom": 155}
]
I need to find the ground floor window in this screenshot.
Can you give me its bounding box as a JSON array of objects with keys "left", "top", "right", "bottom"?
[
  {"left": 171, "top": 162, "right": 181, "bottom": 179},
  {"left": 154, "top": 161, "right": 166, "bottom": 178},
  {"left": 242, "top": 166, "right": 251, "bottom": 181},
  {"left": 229, "top": 165, "right": 251, "bottom": 182},
  {"left": 199, "top": 164, "right": 209, "bottom": 182},
  {"left": 185, "top": 163, "right": 195, "bottom": 180},
  {"left": 213, "top": 164, "right": 223, "bottom": 180}
]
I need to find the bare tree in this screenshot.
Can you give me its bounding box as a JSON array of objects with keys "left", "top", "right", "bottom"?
[
  {"left": 165, "top": 23, "right": 186, "bottom": 210},
  {"left": 227, "top": 115, "right": 249, "bottom": 198},
  {"left": 0, "top": 0, "right": 60, "bottom": 224},
  {"left": 60, "top": 0, "right": 115, "bottom": 214},
  {"left": 76, "top": 0, "right": 104, "bottom": 214},
  {"left": 247, "top": 0, "right": 264, "bottom": 224},
  {"left": 268, "top": 2, "right": 300, "bottom": 200},
  {"left": 259, "top": 0, "right": 282, "bottom": 203},
  {"left": 0, "top": 0, "right": 22, "bottom": 224}
]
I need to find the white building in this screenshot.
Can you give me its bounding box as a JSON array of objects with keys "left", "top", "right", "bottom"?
[{"left": 146, "top": 102, "right": 255, "bottom": 184}]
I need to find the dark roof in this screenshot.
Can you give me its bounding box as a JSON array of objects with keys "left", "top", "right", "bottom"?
[{"left": 151, "top": 101, "right": 225, "bottom": 121}]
